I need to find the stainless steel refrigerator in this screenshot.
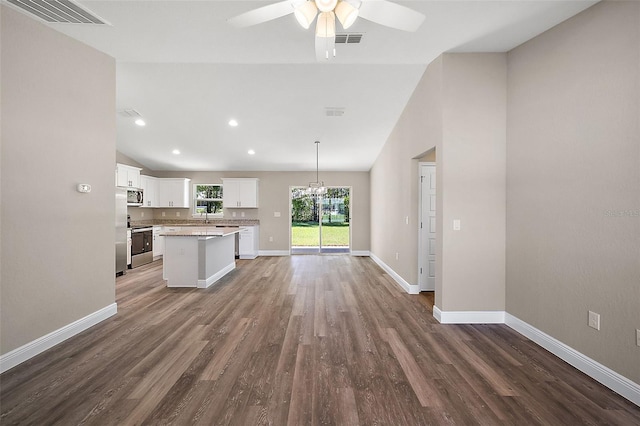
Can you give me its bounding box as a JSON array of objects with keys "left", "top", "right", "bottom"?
[{"left": 116, "top": 187, "right": 127, "bottom": 276}]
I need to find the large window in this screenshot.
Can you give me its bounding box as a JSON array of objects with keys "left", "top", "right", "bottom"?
[{"left": 194, "top": 184, "right": 223, "bottom": 217}]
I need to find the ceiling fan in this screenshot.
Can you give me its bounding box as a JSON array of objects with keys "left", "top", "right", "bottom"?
[{"left": 228, "top": 0, "right": 425, "bottom": 61}]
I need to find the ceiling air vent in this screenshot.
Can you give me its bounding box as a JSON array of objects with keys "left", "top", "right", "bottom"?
[
  {"left": 325, "top": 107, "right": 345, "bottom": 117},
  {"left": 335, "top": 33, "right": 363, "bottom": 44},
  {"left": 6, "top": 0, "right": 109, "bottom": 24}
]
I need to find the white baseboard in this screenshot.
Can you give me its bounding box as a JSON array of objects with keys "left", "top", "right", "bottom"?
[
  {"left": 258, "top": 250, "right": 290, "bottom": 256},
  {"left": 198, "top": 262, "right": 235, "bottom": 288},
  {"left": 350, "top": 250, "right": 370, "bottom": 256},
  {"left": 433, "top": 308, "right": 506, "bottom": 324},
  {"left": 369, "top": 252, "right": 419, "bottom": 294},
  {"left": 0, "top": 303, "right": 117, "bottom": 374},
  {"left": 505, "top": 313, "right": 640, "bottom": 406}
]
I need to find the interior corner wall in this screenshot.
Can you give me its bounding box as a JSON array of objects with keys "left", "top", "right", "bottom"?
[
  {"left": 437, "top": 53, "right": 507, "bottom": 312},
  {"left": 370, "top": 57, "right": 441, "bottom": 286},
  {"left": 506, "top": 1, "right": 640, "bottom": 383},
  {"left": 1, "top": 6, "right": 116, "bottom": 355},
  {"left": 370, "top": 53, "right": 506, "bottom": 314}
]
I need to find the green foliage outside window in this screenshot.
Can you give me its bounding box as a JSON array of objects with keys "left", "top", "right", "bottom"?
[{"left": 194, "top": 184, "right": 223, "bottom": 215}]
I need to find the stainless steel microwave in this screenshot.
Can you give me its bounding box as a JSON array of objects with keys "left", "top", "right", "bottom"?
[{"left": 127, "top": 189, "right": 144, "bottom": 206}]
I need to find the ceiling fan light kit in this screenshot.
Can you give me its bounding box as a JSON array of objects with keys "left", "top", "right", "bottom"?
[
  {"left": 316, "top": 12, "right": 336, "bottom": 38},
  {"left": 229, "top": 0, "right": 425, "bottom": 60},
  {"left": 315, "top": 0, "right": 338, "bottom": 13},
  {"left": 335, "top": 1, "right": 359, "bottom": 29},
  {"left": 294, "top": 1, "right": 318, "bottom": 29}
]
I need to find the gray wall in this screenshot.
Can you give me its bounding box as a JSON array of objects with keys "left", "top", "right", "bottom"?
[
  {"left": 370, "top": 53, "right": 507, "bottom": 312},
  {"left": 1, "top": 6, "right": 116, "bottom": 354},
  {"left": 123, "top": 168, "right": 370, "bottom": 253},
  {"left": 506, "top": 1, "right": 640, "bottom": 383}
]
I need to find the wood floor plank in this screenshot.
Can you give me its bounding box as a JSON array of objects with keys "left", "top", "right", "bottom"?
[{"left": 1, "top": 256, "right": 639, "bottom": 425}]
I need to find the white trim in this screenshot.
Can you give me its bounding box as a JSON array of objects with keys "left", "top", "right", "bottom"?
[
  {"left": 350, "top": 250, "right": 370, "bottom": 256},
  {"left": 197, "top": 262, "right": 235, "bottom": 289},
  {"left": 506, "top": 313, "right": 640, "bottom": 406},
  {"left": 0, "top": 303, "right": 117, "bottom": 374},
  {"left": 433, "top": 305, "right": 443, "bottom": 322},
  {"left": 369, "top": 252, "right": 419, "bottom": 294},
  {"left": 434, "top": 309, "right": 506, "bottom": 324},
  {"left": 258, "top": 250, "right": 290, "bottom": 257}
]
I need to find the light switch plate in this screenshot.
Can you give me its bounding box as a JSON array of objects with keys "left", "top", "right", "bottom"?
[
  {"left": 453, "top": 219, "right": 461, "bottom": 231},
  {"left": 588, "top": 311, "right": 600, "bottom": 330}
]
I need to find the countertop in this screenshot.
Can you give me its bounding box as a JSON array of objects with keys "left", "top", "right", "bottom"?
[
  {"left": 130, "top": 219, "right": 259, "bottom": 227},
  {"left": 161, "top": 226, "right": 241, "bottom": 237}
]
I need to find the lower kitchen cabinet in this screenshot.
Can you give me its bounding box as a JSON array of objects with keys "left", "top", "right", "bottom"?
[
  {"left": 153, "top": 226, "right": 164, "bottom": 260},
  {"left": 239, "top": 225, "right": 259, "bottom": 259}
]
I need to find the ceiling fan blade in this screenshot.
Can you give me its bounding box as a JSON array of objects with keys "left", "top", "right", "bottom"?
[
  {"left": 358, "top": 0, "right": 425, "bottom": 32},
  {"left": 228, "top": 1, "right": 295, "bottom": 28},
  {"left": 315, "top": 35, "right": 336, "bottom": 62}
]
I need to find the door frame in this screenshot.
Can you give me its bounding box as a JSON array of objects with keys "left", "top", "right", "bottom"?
[
  {"left": 289, "top": 186, "right": 353, "bottom": 254},
  {"left": 418, "top": 162, "right": 436, "bottom": 291}
]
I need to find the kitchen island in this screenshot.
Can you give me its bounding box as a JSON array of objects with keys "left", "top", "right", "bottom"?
[{"left": 161, "top": 227, "right": 240, "bottom": 288}]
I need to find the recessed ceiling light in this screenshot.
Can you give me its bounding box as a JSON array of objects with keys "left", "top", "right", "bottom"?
[
  {"left": 172, "top": 149, "right": 180, "bottom": 155},
  {"left": 228, "top": 119, "right": 238, "bottom": 127},
  {"left": 248, "top": 149, "right": 255, "bottom": 155},
  {"left": 135, "top": 118, "right": 146, "bottom": 126}
]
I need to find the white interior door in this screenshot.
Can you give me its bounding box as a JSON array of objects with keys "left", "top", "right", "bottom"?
[{"left": 419, "top": 163, "right": 436, "bottom": 291}]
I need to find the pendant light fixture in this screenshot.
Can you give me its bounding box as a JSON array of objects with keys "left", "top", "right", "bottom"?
[{"left": 307, "top": 141, "right": 326, "bottom": 196}]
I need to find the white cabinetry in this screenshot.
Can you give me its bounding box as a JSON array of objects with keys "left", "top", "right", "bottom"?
[
  {"left": 127, "top": 229, "right": 132, "bottom": 267},
  {"left": 153, "top": 226, "right": 164, "bottom": 260},
  {"left": 140, "top": 175, "right": 158, "bottom": 207},
  {"left": 222, "top": 178, "right": 259, "bottom": 208},
  {"left": 158, "top": 178, "right": 191, "bottom": 208},
  {"left": 239, "top": 225, "right": 259, "bottom": 259},
  {"left": 116, "top": 163, "right": 141, "bottom": 188}
]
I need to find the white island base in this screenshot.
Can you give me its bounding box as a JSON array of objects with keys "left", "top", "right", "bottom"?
[{"left": 162, "top": 230, "right": 238, "bottom": 288}]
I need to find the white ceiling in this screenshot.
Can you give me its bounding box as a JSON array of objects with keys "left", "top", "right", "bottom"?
[{"left": 37, "top": 0, "right": 596, "bottom": 171}]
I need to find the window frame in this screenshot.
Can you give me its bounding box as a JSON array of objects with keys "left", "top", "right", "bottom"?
[{"left": 193, "top": 183, "right": 224, "bottom": 218}]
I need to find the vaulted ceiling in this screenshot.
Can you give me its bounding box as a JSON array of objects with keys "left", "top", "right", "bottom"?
[{"left": 25, "top": 0, "right": 596, "bottom": 171}]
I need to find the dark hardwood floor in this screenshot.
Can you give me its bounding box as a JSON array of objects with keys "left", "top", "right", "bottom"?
[{"left": 1, "top": 256, "right": 639, "bottom": 425}]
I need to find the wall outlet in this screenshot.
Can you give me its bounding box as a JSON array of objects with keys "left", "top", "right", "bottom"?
[
  {"left": 269, "top": 236, "right": 273, "bottom": 242},
  {"left": 274, "top": 211, "right": 281, "bottom": 217},
  {"left": 405, "top": 216, "right": 409, "bottom": 225},
  {"left": 636, "top": 329, "right": 640, "bottom": 347},
  {"left": 162, "top": 211, "right": 166, "bottom": 217},
  {"left": 241, "top": 212, "right": 245, "bottom": 217},
  {"left": 140, "top": 211, "right": 144, "bottom": 218},
  {"left": 395, "top": 252, "right": 399, "bottom": 260},
  {"left": 232, "top": 212, "right": 236, "bottom": 217},
  {"left": 588, "top": 311, "right": 601, "bottom": 330},
  {"left": 176, "top": 212, "right": 180, "bottom": 217}
]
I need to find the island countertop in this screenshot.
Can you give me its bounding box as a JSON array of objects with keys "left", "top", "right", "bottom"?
[{"left": 160, "top": 226, "right": 241, "bottom": 237}]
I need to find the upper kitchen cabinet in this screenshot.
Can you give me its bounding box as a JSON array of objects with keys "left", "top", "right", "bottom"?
[
  {"left": 158, "top": 178, "right": 191, "bottom": 208},
  {"left": 140, "top": 175, "right": 158, "bottom": 207},
  {"left": 222, "top": 178, "right": 259, "bottom": 208},
  {"left": 116, "top": 163, "right": 141, "bottom": 188}
]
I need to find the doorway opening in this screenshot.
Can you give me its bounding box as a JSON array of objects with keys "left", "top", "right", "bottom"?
[{"left": 290, "top": 186, "right": 351, "bottom": 254}]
